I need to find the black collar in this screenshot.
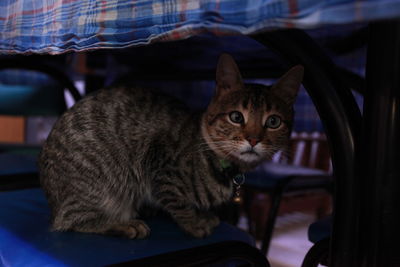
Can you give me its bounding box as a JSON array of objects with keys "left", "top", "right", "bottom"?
[{"left": 219, "top": 159, "right": 241, "bottom": 179}]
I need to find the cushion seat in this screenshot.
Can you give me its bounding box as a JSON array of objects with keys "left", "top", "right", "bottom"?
[
  {"left": 0, "top": 188, "right": 256, "bottom": 266},
  {"left": 0, "top": 153, "right": 38, "bottom": 175},
  {"left": 245, "top": 162, "right": 331, "bottom": 190}
]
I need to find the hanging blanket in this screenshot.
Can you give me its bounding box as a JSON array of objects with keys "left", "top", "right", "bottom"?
[{"left": 1, "top": 0, "right": 399, "bottom": 54}]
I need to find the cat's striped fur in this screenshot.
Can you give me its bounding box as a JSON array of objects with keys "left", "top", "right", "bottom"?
[{"left": 39, "top": 54, "right": 303, "bottom": 238}]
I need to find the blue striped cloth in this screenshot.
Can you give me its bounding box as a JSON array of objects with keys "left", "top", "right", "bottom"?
[{"left": 1, "top": 0, "right": 400, "bottom": 54}]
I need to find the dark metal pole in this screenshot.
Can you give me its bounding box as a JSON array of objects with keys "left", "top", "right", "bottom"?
[
  {"left": 252, "top": 30, "right": 362, "bottom": 266},
  {"left": 261, "top": 183, "right": 285, "bottom": 254},
  {"left": 358, "top": 21, "right": 400, "bottom": 266}
]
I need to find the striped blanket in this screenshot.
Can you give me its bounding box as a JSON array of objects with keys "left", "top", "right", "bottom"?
[{"left": 1, "top": 0, "right": 399, "bottom": 54}]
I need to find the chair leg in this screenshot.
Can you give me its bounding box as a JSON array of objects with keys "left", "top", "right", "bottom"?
[
  {"left": 301, "top": 238, "right": 330, "bottom": 267},
  {"left": 242, "top": 188, "right": 257, "bottom": 235},
  {"left": 260, "top": 183, "right": 285, "bottom": 255},
  {"left": 243, "top": 187, "right": 260, "bottom": 238}
]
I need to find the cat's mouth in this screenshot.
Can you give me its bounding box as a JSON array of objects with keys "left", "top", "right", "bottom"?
[
  {"left": 238, "top": 149, "right": 261, "bottom": 162},
  {"left": 240, "top": 150, "right": 259, "bottom": 156}
]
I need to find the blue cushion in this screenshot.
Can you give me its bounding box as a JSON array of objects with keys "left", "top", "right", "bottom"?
[
  {"left": 308, "top": 215, "right": 332, "bottom": 243},
  {"left": 0, "top": 188, "right": 254, "bottom": 266},
  {"left": 245, "top": 162, "right": 329, "bottom": 189},
  {"left": 0, "top": 153, "right": 38, "bottom": 175}
]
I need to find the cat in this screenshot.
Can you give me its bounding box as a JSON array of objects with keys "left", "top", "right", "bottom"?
[{"left": 38, "top": 54, "right": 303, "bottom": 239}]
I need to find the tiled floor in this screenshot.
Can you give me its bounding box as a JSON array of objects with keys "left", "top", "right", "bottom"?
[
  {"left": 267, "top": 212, "right": 316, "bottom": 267},
  {"left": 238, "top": 212, "right": 316, "bottom": 267}
]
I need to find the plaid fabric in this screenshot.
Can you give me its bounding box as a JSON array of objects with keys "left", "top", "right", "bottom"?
[{"left": 0, "top": 0, "right": 399, "bottom": 54}]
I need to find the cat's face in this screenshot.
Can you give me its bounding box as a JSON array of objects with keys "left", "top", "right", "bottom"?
[{"left": 202, "top": 54, "right": 303, "bottom": 170}]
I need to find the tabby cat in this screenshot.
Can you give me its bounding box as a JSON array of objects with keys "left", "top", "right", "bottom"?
[{"left": 39, "top": 54, "right": 303, "bottom": 239}]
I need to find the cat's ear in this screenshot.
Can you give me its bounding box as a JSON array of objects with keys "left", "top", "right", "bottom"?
[
  {"left": 215, "top": 54, "right": 244, "bottom": 96},
  {"left": 271, "top": 65, "right": 304, "bottom": 105}
]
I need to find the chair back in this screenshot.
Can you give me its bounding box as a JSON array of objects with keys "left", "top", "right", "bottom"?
[
  {"left": 0, "top": 70, "right": 66, "bottom": 116},
  {"left": 277, "top": 131, "right": 332, "bottom": 173}
]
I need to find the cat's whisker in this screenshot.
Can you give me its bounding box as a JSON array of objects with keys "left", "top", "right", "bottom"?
[
  {"left": 257, "top": 147, "right": 283, "bottom": 160},
  {"left": 195, "top": 146, "right": 234, "bottom": 154},
  {"left": 192, "top": 146, "right": 233, "bottom": 155},
  {"left": 195, "top": 140, "right": 235, "bottom": 150},
  {"left": 199, "top": 141, "right": 234, "bottom": 147},
  {"left": 195, "top": 141, "right": 234, "bottom": 150},
  {"left": 224, "top": 147, "right": 238, "bottom": 160}
]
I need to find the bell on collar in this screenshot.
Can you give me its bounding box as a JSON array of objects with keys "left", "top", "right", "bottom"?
[{"left": 232, "top": 174, "right": 245, "bottom": 204}]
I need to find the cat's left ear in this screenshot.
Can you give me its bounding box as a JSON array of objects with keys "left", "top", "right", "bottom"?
[
  {"left": 215, "top": 53, "right": 244, "bottom": 96},
  {"left": 271, "top": 65, "right": 304, "bottom": 105}
]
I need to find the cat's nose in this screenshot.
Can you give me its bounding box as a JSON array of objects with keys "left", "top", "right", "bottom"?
[{"left": 247, "top": 138, "right": 260, "bottom": 147}]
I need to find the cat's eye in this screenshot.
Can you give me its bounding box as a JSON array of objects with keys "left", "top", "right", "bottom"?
[
  {"left": 265, "top": 115, "right": 282, "bottom": 129},
  {"left": 229, "top": 111, "right": 244, "bottom": 124}
]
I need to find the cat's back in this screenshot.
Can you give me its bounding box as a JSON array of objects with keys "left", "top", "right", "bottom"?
[
  {"left": 39, "top": 86, "right": 191, "bottom": 199},
  {"left": 48, "top": 86, "right": 188, "bottom": 141},
  {"left": 39, "top": 86, "right": 189, "bottom": 175}
]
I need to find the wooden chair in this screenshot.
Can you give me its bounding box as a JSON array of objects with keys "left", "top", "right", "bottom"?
[{"left": 244, "top": 131, "right": 333, "bottom": 255}]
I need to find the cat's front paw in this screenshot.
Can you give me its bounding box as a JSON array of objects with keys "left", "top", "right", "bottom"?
[
  {"left": 106, "top": 219, "right": 150, "bottom": 239},
  {"left": 180, "top": 215, "right": 220, "bottom": 238}
]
